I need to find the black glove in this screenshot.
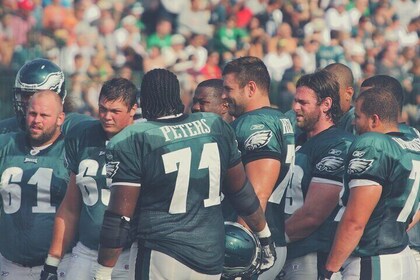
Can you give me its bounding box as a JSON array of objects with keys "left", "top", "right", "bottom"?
[
  {"left": 40, "top": 264, "right": 58, "bottom": 280},
  {"left": 258, "top": 236, "right": 277, "bottom": 273},
  {"left": 318, "top": 267, "right": 333, "bottom": 280}
]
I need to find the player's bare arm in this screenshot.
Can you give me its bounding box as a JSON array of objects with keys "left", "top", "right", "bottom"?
[{"left": 325, "top": 184, "right": 382, "bottom": 272}]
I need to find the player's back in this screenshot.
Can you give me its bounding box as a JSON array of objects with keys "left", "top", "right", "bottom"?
[
  {"left": 343, "top": 131, "right": 420, "bottom": 256},
  {"left": 106, "top": 112, "right": 241, "bottom": 275}
]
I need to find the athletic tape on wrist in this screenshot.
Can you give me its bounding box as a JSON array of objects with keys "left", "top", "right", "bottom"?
[
  {"left": 45, "top": 255, "right": 60, "bottom": 267},
  {"left": 255, "top": 223, "right": 271, "bottom": 239}
]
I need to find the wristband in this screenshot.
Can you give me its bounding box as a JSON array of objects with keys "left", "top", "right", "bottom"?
[
  {"left": 45, "top": 255, "right": 61, "bottom": 267},
  {"left": 94, "top": 263, "right": 113, "bottom": 279},
  {"left": 255, "top": 223, "right": 271, "bottom": 239}
]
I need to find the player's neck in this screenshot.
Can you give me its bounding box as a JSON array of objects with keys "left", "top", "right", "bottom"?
[
  {"left": 307, "top": 119, "right": 334, "bottom": 138},
  {"left": 245, "top": 96, "right": 270, "bottom": 112}
]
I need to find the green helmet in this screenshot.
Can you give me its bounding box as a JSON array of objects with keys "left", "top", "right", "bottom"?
[
  {"left": 222, "top": 222, "right": 262, "bottom": 279},
  {"left": 13, "top": 58, "right": 66, "bottom": 129}
]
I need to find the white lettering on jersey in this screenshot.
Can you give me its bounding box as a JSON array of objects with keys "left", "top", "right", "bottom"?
[
  {"left": 160, "top": 119, "right": 211, "bottom": 141},
  {"left": 244, "top": 130, "right": 272, "bottom": 151},
  {"left": 392, "top": 137, "right": 420, "bottom": 152},
  {"left": 280, "top": 118, "right": 294, "bottom": 134},
  {"left": 347, "top": 158, "right": 373, "bottom": 174},
  {"left": 315, "top": 156, "right": 344, "bottom": 172}
]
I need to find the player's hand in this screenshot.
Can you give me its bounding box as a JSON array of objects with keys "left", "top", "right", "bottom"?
[
  {"left": 258, "top": 236, "right": 276, "bottom": 273},
  {"left": 318, "top": 267, "right": 333, "bottom": 280},
  {"left": 40, "top": 264, "right": 58, "bottom": 280}
]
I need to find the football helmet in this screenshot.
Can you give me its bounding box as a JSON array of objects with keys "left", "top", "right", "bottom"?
[
  {"left": 13, "top": 58, "right": 66, "bottom": 129},
  {"left": 222, "top": 221, "right": 262, "bottom": 279}
]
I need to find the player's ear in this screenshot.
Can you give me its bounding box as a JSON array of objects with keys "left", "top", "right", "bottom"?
[
  {"left": 247, "top": 81, "right": 257, "bottom": 97},
  {"left": 129, "top": 104, "right": 138, "bottom": 118},
  {"left": 370, "top": 114, "right": 380, "bottom": 128},
  {"left": 57, "top": 112, "right": 65, "bottom": 127},
  {"left": 321, "top": 97, "right": 333, "bottom": 113}
]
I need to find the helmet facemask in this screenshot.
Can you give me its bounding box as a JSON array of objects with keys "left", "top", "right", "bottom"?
[{"left": 13, "top": 89, "right": 36, "bottom": 130}]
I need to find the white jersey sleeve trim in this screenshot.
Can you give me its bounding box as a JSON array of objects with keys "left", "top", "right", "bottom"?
[
  {"left": 311, "top": 177, "right": 342, "bottom": 187},
  {"left": 110, "top": 182, "right": 141, "bottom": 188},
  {"left": 349, "top": 179, "right": 380, "bottom": 189}
]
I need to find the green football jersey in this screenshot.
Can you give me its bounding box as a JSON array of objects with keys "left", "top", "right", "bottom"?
[
  {"left": 399, "top": 124, "right": 420, "bottom": 251},
  {"left": 230, "top": 107, "right": 295, "bottom": 246},
  {"left": 339, "top": 131, "right": 420, "bottom": 256},
  {"left": 0, "top": 132, "right": 69, "bottom": 266},
  {"left": 336, "top": 107, "right": 355, "bottom": 134},
  {"left": 285, "top": 126, "right": 355, "bottom": 259},
  {"left": 285, "top": 109, "right": 303, "bottom": 142},
  {"left": 105, "top": 113, "right": 241, "bottom": 275},
  {"left": 65, "top": 120, "right": 110, "bottom": 250},
  {"left": 0, "top": 113, "right": 93, "bottom": 135}
]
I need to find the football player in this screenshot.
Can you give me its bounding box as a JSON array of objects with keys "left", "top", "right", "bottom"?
[
  {"left": 360, "top": 74, "right": 420, "bottom": 272},
  {"left": 222, "top": 56, "right": 295, "bottom": 279},
  {"left": 322, "top": 87, "right": 419, "bottom": 280},
  {"left": 40, "top": 78, "right": 138, "bottom": 280},
  {"left": 324, "top": 63, "right": 355, "bottom": 134},
  {"left": 94, "top": 69, "right": 276, "bottom": 279},
  {"left": 0, "top": 58, "right": 93, "bottom": 135},
  {"left": 286, "top": 62, "right": 356, "bottom": 141},
  {"left": 191, "top": 79, "right": 234, "bottom": 123},
  {"left": 0, "top": 91, "right": 70, "bottom": 279},
  {"left": 283, "top": 70, "right": 355, "bottom": 280}
]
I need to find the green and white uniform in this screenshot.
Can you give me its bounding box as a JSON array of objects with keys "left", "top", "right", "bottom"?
[
  {"left": 230, "top": 107, "right": 295, "bottom": 247},
  {"left": 0, "top": 132, "right": 69, "bottom": 266},
  {"left": 340, "top": 131, "right": 420, "bottom": 256},
  {"left": 65, "top": 120, "right": 130, "bottom": 279},
  {"left": 65, "top": 121, "right": 109, "bottom": 250},
  {"left": 336, "top": 131, "right": 420, "bottom": 279},
  {"left": 336, "top": 107, "right": 355, "bottom": 134},
  {"left": 106, "top": 113, "right": 241, "bottom": 276},
  {"left": 285, "top": 127, "right": 354, "bottom": 259},
  {"left": 229, "top": 107, "right": 295, "bottom": 280}
]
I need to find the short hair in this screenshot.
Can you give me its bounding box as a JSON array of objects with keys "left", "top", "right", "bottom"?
[
  {"left": 324, "top": 63, "right": 354, "bottom": 89},
  {"left": 140, "top": 68, "right": 184, "bottom": 119},
  {"left": 196, "top": 79, "right": 224, "bottom": 98},
  {"left": 99, "top": 78, "right": 137, "bottom": 109},
  {"left": 360, "top": 75, "right": 404, "bottom": 112},
  {"left": 296, "top": 70, "right": 342, "bottom": 123},
  {"left": 356, "top": 87, "right": 398, "bottom": 124},
  {"left": 222, "top": 56, "right": 270, "bottom": 94}
]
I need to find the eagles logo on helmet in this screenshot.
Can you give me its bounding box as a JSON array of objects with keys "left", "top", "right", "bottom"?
[
  {"left": 222, "top": 221, "right": 262, "bottom": 279},
  {"left": 13, "top": 58, "right": 67, "bottom": 129}
]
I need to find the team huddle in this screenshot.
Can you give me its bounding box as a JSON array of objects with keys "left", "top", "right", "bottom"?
[{"left": 0, "top": 57, "right": 418, "bottom": 280}]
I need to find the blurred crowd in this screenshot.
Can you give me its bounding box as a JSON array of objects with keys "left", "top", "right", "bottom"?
[{"left": 0, "top": 0, "right": 419, "bottom": 128}]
